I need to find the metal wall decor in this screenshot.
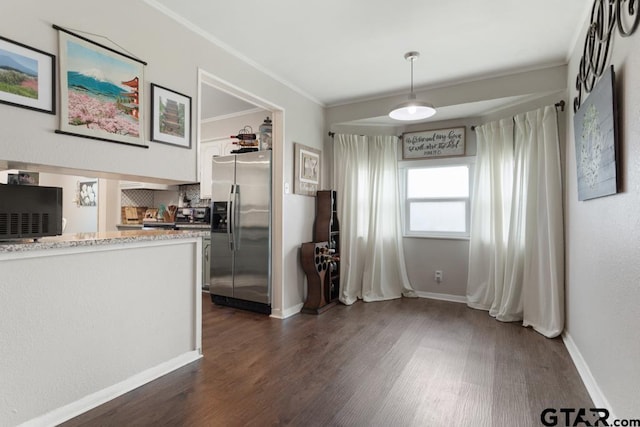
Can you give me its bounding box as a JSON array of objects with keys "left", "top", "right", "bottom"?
[{"left": 573, "top": 0, "right": 639, "bottom": 112}]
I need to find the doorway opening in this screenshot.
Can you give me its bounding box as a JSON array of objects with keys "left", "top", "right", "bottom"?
[{"left": 197, "top": 68, "right": 285, "bottom": 319}]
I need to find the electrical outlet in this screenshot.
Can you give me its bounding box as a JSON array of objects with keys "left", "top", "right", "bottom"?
[{"left": 434, "top": 270, "right": 443, "bottom": 283}]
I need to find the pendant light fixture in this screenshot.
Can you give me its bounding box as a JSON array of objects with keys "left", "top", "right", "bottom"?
[{"left": 388, "top": 51, "right": 436, "bottom": 121}]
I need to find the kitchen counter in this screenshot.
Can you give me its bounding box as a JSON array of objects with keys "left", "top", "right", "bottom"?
[
  {"left": 0, "top": 229, "right": 208, "bottom": 253},
  {"left": 116, "top": 223, "right": 211, "bottom": 231},
  {"left": 1, "top": 228, "right": 204, "bottom": 426},
  {"left": 174, "top": 223, "right": 211, "bottom": 230},
  {"left": 116, "top": 223, "right": 145, "bottom": 229}
]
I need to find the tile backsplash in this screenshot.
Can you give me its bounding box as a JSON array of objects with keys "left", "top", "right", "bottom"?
[
  {"left": 180, "top": 183, "right": 210, "bottom": 207},
  {"left": 121, "top": 189, "right": 154, "bottom": 207},
  {"left": 121, "top": 184, "right": 209, "bottom": 208}
]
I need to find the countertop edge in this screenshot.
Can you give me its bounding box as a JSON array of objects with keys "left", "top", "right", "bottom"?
[
  {"left": 116, "top": 223, "right": 211, "bottom": 230},
  {"left": 0, "top": 230, "right": 209, "bottom": 254}
]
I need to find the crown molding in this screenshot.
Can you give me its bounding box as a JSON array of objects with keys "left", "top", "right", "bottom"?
[{"left": 143, "top": 0, "right": 325, "bottom": 107}]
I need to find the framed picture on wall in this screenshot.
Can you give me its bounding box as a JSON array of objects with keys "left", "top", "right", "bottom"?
[
  {"left": 55, "top": 26, "right": 147, "bottom": 147},
  {"left": 150, "top": 83, "right": 192, "bottom": 148},
  {"left": 77, "top": 180, "right": 98, "bottom": 207},
  {"left": 0, "top": 35, "right": 55, "bottom": 114},
  {"left": 294, "top": 142, "right": 321, "bottom": 196}
]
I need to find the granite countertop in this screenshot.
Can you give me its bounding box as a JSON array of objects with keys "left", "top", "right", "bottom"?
[
  {"left": 174, "top": 223, "right": 211, "bottom": 230},
  {"left": 116, "top": 223, "right": 211, "bottom": 230},
  {"left": 0, "top": 229, "right": 208, "bottom": 253}
]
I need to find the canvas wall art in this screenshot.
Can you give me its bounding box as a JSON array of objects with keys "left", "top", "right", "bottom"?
[
  {"left": 56, "top": 28, "right": 146, "bottom": 147},
  {"left": 573, "top": 65, "right": 618, "bottom": 201},
  {"left": 0, "top": 35, "right": 55, "bottom": 114}
]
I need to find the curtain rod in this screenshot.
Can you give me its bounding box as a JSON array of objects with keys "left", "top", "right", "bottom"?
[
  {"left": 327, "top": 132, "right": 403, "bottom": 139},
  {"left": 470, "top": 100, "right": 565, "bottom": 131}
]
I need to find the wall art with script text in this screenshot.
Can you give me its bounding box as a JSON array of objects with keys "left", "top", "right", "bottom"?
[{"left": 402, "top": 127, "right": 465, "bottom": 160}]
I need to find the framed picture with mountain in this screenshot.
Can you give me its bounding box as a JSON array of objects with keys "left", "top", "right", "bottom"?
[
  {"left": 54, "top": 26, "right": 147, "bottom": 147},
  {"left": 0, "top": 35, "right": 55, "bottom": 114}
]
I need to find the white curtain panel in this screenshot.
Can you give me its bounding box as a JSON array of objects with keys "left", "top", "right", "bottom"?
[
  {"left": 466, "top": 106, "right": 564, "bottom": 338},
  {"left": 467, "top": 118, "right": 516, "bottom": 316},
  {"left": 334, "top": 134, "right": 416, "bottom": 305},
  {"left": 517, "top": 108, "right": 564, "bottom": 338}
]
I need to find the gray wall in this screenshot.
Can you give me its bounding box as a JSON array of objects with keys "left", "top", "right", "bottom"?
[{"left": 564, "top": 12, "right": 640, "bottom": 417}]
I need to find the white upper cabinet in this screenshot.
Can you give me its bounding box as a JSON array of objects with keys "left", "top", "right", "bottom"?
[{"left": 119, "top": 181, "right": 178, "bottom": 191}]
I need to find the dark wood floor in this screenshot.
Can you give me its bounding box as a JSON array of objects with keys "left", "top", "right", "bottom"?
[{"left": 62, "top": 294, "right": 593, "bottom": 427}]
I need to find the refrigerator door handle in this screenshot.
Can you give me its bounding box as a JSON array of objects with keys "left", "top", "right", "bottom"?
[
  {"left": 234, "top": 185, "right": 240, "bottom": 251},
  {"left": 227, "top": 185, "right": 234, "bottom": 251}
]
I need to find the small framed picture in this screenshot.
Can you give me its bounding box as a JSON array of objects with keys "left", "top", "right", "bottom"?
[
  {"left": 294, "top": 142, "right": 321, "bottom": 196},
  {"left": 150, "top": 83, "right": 192, "bottom": 148},
  {"left": 0, "top": 35, "right": 55, "bottom": 114},
  {"left": 77, "top": 180, "right": 98, "bottom": 207}
]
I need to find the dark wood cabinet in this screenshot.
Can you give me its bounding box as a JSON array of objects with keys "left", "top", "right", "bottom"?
[
  {"left": 314, "top": 190, "right": 339, "bottom": 303},
  {"left": 301, "top": 190, "right": 340, "bottom": 314},
  {"left": 300, "top": 241, "right": 336, "bottom": 314}
]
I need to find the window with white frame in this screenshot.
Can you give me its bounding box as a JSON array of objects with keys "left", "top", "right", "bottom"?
[{"left": 402, "top": 162, "right": 472, "bottom": 238}]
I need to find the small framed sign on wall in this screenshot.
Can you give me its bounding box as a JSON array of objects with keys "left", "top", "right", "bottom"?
[
  {"left": 402, "top": 127, "right": 466, "bottom": 159},
  {"left": 294, "top": 142, "right": 320, "bottom": 196}
]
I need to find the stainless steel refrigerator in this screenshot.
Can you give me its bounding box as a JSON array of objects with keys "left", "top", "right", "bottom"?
[{"left": 209, "top": 150, "right": 272, "bottom": 314}]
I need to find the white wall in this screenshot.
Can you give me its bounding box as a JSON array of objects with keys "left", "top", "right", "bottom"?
[
  {"left": 201, "top": 110, "right": 270, "bottom": 142},
  {"left": 0, "top": 0, "right": 325, "bottom": 316},
  {"left": 41, "top": 173, "right": 98, "bottom": 233},
  {"left": 564, "top": 13, "right": 640, "bottom": 417},
  {"left": 98, "top": 179, "right": 121, "bottom": 232}
]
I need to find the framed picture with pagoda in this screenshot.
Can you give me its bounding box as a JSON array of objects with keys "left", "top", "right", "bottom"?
[{"left": 150, "top": 83, "right": 192, "bottom": 149}]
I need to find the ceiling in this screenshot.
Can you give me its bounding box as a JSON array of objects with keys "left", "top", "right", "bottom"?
[{"left": 150, "top": 0, "right": 591, "bottom": 121}]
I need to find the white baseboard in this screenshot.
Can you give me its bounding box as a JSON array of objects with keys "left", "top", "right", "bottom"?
[
  {"left": 562, "top": 331, "right": 616, "bottom": 418},
  {"left": 21, "top": 351, "right": 202, "bottom": 427},
  {"left": 416, "top": 291, "right": 467, "bottom": 304},
  {"left": 271, "top": 302, "right": 304, "bottom": 319}
]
